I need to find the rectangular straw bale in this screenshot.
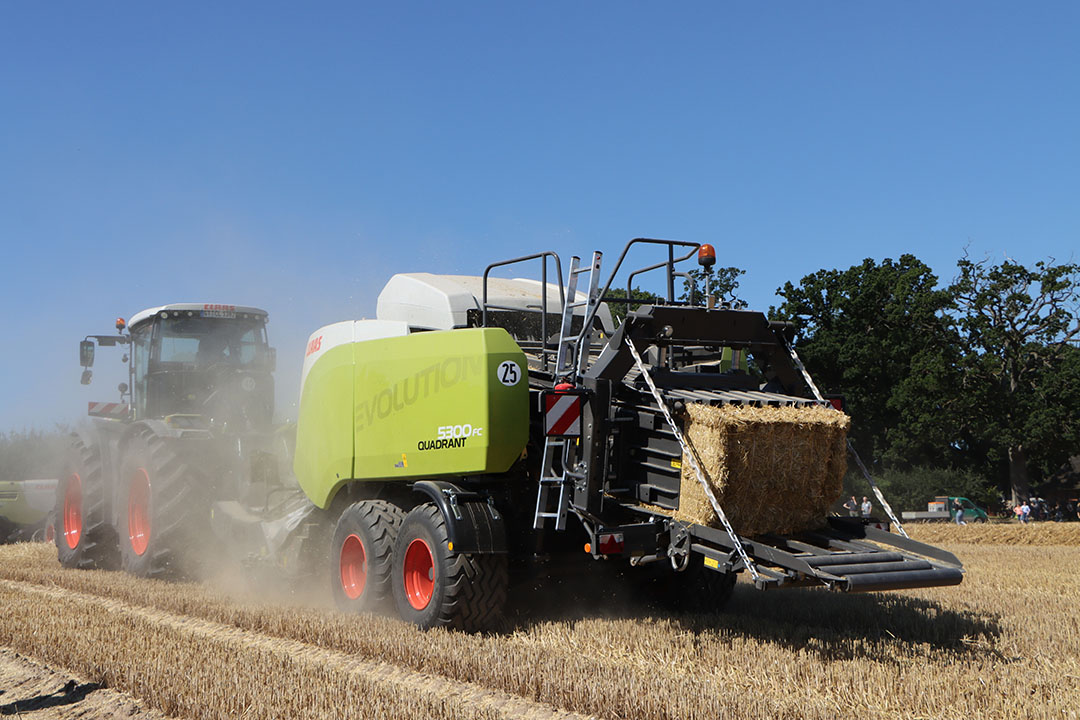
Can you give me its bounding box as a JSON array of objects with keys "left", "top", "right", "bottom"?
[{"left": 676, "top": 403, "right": 851, "bottom": 536}]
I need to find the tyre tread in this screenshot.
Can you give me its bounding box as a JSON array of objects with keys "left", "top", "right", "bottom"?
[
  {"left": 55, "top": 436, "right": 117, "bottom": 570},
  {"left": 394, "top": 503, "right": 507, "bottom": 632},
  {"left": 121, "top": 429, "right": 205, "bottom": 579}
]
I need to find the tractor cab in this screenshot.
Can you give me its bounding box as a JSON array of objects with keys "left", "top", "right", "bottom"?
[{"left": 81, "top": 304, "right": 276, "bottom": 430}]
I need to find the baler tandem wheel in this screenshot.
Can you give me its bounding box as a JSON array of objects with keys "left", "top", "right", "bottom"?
[
  {"left": 390, "top": 502, "right": 507, "bottom": 632},
  {"left": 331, "top": 500, "right": 405, "bottom": 613}
]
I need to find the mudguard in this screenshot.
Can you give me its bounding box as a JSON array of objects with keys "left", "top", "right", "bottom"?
[{"left": 412, "top": 480, "right": 507, "bottom": 554}]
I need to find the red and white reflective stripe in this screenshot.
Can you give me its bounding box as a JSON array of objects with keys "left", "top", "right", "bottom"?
[
  {"left": 88, "top": 402, "right": 130, "bottom": 418},
  {"left": 544, "top": 394, "right": 581, "bottom": 436}
]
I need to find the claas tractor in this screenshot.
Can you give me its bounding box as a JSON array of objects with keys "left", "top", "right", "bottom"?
[{"left": 57, "top": 304, "right": 286, "bottom": 577}]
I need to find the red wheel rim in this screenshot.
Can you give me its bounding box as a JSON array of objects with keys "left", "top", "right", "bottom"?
[
  {"left": 403, "top": 538, "right": 435, "bottom": 610},
  {"left": 62, "top": 473, "right": 82, "bottom": 549},
  {"left": 339, "top": 533, "right": 367, "bottom": 600},
  {"left": 128, "top": 468, "right": 151, "bottom": 556}
]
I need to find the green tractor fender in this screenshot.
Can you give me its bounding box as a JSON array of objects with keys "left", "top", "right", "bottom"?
[{"left": 412, "top": 480, "right": 507, "bottom": 554}]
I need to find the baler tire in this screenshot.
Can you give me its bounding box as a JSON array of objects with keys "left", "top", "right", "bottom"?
[
  {"left": 119, "top": 429, "right": 206, "bottom": 579},
  {"left": 55, "top": 437, "right": 118, "bottom": 570},
  {"left": 330, "top": 500, "right": 405, "bottom": 614},
  {"left": 391, "top": 503, "right": 508, "bottom": 632}
]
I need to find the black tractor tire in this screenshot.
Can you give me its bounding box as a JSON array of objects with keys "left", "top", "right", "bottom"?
[
  {"left": 330, "top": 500, "right": 406, "bottom": 614},
  {"left": 118, "top": 429, "right": 208, "bottom": 579},
  {"left": 55, "top": 438, "right": 119, "bottom": 569},
  {"left": 391, "top": 503, "right": 508, "bottom": 631}
]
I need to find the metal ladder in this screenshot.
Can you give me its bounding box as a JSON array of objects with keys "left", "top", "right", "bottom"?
[
  {"left": 533, "top": 252, "right": 603, "bottom": 530},
  {"left": 553, "top": 252, "right": 603, "bottom": 380},
  {"left": 533, "top": 438, "right": 577, "bottom": 530}
]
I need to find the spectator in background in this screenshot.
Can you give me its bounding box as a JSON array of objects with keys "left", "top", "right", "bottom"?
[
  {"left": 953, "top": 497, "right": 966, "bottom": 526},
  {"left": 861, "top": 496, "right": 872, "bottom": 518},
  {"left": 844, "top": 496, "right": 859, "bottom": 517},
  {"left": 1021, "top": 501, "right": 1031, "bottom": 524}
]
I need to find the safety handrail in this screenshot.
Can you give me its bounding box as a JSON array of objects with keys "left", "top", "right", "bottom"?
[
  {"left": 583, "top": 238, "right": 699, "bottom": 339},
  {"left": 482, "top": 251, "right": 564, "bottom": 371}
]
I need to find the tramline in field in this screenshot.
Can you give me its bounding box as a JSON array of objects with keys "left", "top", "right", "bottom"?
[{"left": 58, "top": 238, "right": 963, "bottom": 630}]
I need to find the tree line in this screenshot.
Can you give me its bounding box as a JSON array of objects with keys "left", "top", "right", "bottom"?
[{"left": 770, "top": 253, "right": 1080, "bottom": 507}]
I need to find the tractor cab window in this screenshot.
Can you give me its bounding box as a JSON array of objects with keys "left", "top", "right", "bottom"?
[
  {"left": 138, "top": 314, "right": 272, "bottom": 422},
  {"left": 160, "top": 335, "right": 200, "bottom": 364},
  {"left": 152, "top": 317, "right": 267, "bottom": 368},
  {"left": 131, "top": 326, "right": 152, "bottom": 419}
]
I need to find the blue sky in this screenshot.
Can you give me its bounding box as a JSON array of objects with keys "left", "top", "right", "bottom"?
[{"left": 2, "top": 2, "right": 1077, "bottom": 430}]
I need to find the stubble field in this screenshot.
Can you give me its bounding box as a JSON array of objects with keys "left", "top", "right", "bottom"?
[{"left": 0, "top": 523, "right": 1077, "bottom": 720}]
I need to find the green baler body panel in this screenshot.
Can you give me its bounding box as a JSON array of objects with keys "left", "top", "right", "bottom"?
[
  {"left": 294, "top": 343, "right": 355, "bottom": 506},
  {"left": 0, "top": 479, "right": 55, "bottom": 526},
  {"left": 294, "top": 328, "right": 529, "bottom": 509}
]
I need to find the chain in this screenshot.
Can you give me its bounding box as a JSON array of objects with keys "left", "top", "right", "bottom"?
[
  {"left": 784, "top": 342, "right": 909, "bottom": 538},
  {"left": 625, "top": 337, "right": 760, "bottom": 582}
]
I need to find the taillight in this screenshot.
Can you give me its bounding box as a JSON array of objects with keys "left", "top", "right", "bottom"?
[{"left": 596, "top": 533, "right": 624, "bottom": 555}]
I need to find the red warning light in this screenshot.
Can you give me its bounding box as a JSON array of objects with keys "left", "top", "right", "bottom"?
[
  {"left": 698, "top": 244, "right": 716, "bottom": 268},
  {"left": 115, "top": 317, "right": 127, "bottom": 332}
]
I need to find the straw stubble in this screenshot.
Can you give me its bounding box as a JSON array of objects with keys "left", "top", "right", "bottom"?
[{"left": 1, "top": 526, "right": 1079, "bottom": 720}]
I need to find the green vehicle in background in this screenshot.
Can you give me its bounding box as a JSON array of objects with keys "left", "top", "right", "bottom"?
[
  {"left": 0, "top": 478, "right": 57, "bottom": 543},
  {"left": 901, "top": 496, "right": 989, "bottom": 523}
]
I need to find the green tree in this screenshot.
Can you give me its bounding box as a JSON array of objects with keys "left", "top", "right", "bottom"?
[
  {"left": 771, "top": 255, "right": 958, "bottom": 468},
  {"left": 950, "top": 256, "right": 1080, "bottom": 503},
  {"left": 680, "top": 265, "right": 745, "bottom": 307},
  {"left": 605, "top": 287, "right": 660, "bottom": 325},
  {"left": 864, "top": 466, "right": 998, "bottom": 514}
]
